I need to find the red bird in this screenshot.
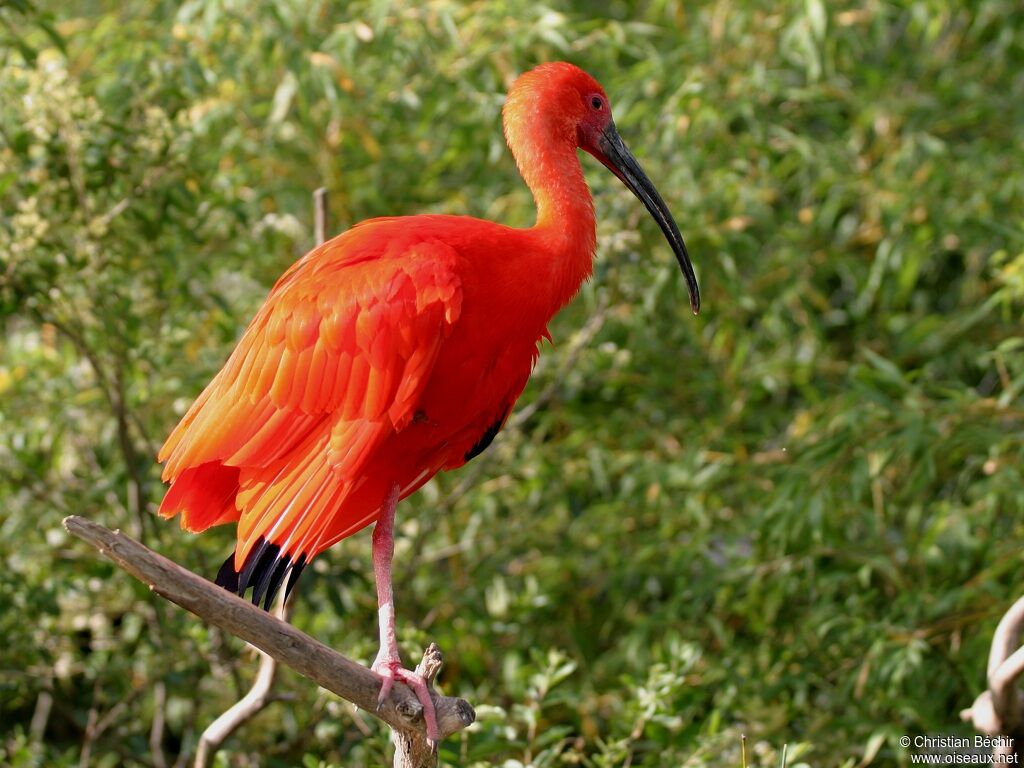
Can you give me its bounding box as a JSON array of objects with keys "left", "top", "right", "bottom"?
[{"left": 158, "top": 62, "right": 700, "bottom": 741}]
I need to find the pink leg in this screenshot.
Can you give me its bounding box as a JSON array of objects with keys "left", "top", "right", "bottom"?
[{"left": 371, "top": 484, "right": 440, "bottom": 743}]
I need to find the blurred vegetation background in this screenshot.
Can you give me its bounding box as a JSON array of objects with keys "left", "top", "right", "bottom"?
[{"left": 1, "top": 0, "right": 1023, "bottom": 765}]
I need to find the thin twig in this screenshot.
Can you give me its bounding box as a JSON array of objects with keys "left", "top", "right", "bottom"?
[
  {"left": 78, "top": 691, "right": 98, "bottom": 768},
  {"left": 48, "top": 685, "right": 157, "bottom": 768},
  {"left": 150, "top": 681, "right": 168, "bottom": 768},
  {"left": 314, "top": 187, "right": 329, "bottom": 246},
  {"left": 29, "top": 689, "right": 53, "bottom": 743},
  {"left": 62, "top": 515, "right": 475, "bottom": 754},
  {"left": 112, "top": 363, "right": 149, "bottom": 540},
  {"left": 79, "top": 679, "right": 142, "bottom": 768},
  {"left": 43, "top": 313, "right": 152, "bottom": 539},
  {"left": 193, "top": 597, "right": 295, "bottom": 768}
]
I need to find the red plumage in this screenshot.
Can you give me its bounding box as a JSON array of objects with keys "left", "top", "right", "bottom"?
[{"left": 157, "top": 62, "right": 699, "bottom": 740}]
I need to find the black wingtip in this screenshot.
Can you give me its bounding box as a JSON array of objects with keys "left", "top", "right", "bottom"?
[
  {"left": 215, "top": 553, "right": 240, "bottom": 593},
  {"left": 254, "top": 556, "right": 289, "bottom": 610},
  {"left": 238, "top": 539, "right": 275, "bottom": 596},
  {"left": 212, "top": 537, "right": 309, "bottom": 611},
  {"left": 284, "top": 554, "right": 307, "bottom": 602}
]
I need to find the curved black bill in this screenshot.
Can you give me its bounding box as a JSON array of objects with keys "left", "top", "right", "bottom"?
[{"left": 594, "top": 123, "right": 700, "bottom": 314}]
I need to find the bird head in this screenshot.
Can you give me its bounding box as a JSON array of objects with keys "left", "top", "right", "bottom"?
[{"left": 504, "top": 62, "right": 700, "bottom": 314}]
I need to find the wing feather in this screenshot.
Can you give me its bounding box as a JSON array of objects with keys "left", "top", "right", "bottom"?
[{"left": 158, "top": 238, "right": 463, "bottom": 573}]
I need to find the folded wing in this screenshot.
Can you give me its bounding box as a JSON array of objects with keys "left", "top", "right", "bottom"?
[{"left": 158, "top": 237, "right": 463, "bottom": 586}]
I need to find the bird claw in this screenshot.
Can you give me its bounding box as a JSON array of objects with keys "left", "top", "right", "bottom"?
[
  {"left": 375, "top": 670, "right": 394, "bottom": 709},
  {"left": 372, "top": 658, "right": 440, "bottom": 744}
]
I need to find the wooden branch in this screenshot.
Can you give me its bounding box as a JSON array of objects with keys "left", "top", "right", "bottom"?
[
  {"left": 989, "top": 597, "right": 1024, "bottom": 706},
  {"left": 961, "top": 596, "right": 1024, "bottom": 759},
  {"left": 314, "top": 186, "right": 329, "bottom": 246},
  {"left": 62, "top": 516, "right": 475, "bottom": 759}
]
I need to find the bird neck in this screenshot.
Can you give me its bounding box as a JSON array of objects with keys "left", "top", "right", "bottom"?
[{"left": 511, "top": 132, "right": 597, "bottom": 316}]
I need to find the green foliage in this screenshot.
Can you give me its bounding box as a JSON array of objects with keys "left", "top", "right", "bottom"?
[{"left": 1, "top": 0, "right": 1022, "bottom": 765}]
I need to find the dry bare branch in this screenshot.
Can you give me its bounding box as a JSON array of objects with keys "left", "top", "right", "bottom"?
[
  {"left": 961, "top": 596, "right": 1024, "bottom": 759},
  {"left": 193, "top": 597, "right": 294, "bottom": 768},
  {"left": 62, "top": 515, "right": 475, "bottom": 767},
  {"left": 314, "top": 186, "right": 329, "bottom": 246}
]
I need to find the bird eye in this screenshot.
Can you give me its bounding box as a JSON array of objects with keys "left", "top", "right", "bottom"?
[{"left": 591, "top": 96, "right": 603, "bottom": 110}]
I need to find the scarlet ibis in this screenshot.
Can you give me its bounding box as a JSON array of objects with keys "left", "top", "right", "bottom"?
[{"left": 158, "top": 62, "right": 699, "bottom": 741}]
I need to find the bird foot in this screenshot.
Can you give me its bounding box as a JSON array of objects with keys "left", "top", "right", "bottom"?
[{"left": 372, "top": 655, "right": 440, "bottom": 744}]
